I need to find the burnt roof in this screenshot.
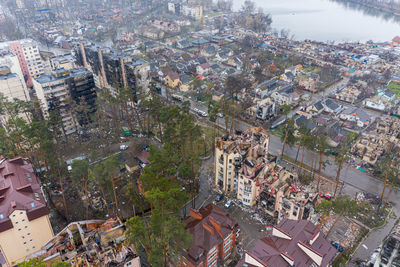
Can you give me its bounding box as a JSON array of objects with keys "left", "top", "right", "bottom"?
[
  {"left": 183, "top": 204, "right": 238, "bottom": 265},
  {"left": 0, "top": 157, "right": 49, "bottom": 232},
  {"left": 237, "top": 219, "right": 336, "bottom": 267}
]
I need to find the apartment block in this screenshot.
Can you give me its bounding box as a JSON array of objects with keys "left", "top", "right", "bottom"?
[
  {"left": 49, "top": 53, "right": 76, "bottom": 70},
  {"left": 0, "top": 156, "right": 54, "bottom": 266},
  {"left": 179, "top": 204, "right": 239, "bottom": 267},
  {"left": 74, "top": 41, "right": 139, "bottom": 98},
  {"left": 215, "top": 127, "right": 269, "bottom": 194},
  {"left": 0, "top": 39, "right": 43, "bottom": 86},
  {"left": 0, "top": 66, "right": 30, "bottom": 126},
  {"left": 181, "top": 4, "right": 203, "bottom": 20},
  {"left": 33, "top": 68, "right": 97, "bottom": 135},
  {"left": 0, "top": 50, "right": 29, "bottom": 95}
]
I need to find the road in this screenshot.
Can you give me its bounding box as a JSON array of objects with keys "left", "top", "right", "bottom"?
[{"left": 166, "top": 83, "right": 398, "bottom": 261}]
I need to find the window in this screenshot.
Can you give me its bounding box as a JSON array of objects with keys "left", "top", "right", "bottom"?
[
  {"left": 28, "top": 178, "right": 32, "bottom": 183},
  {"left": 21, "top": 236, "right": 24, "bottom": 239},
  {"left": 26, "top": 249, "right": 29, "bottom": 252},
  {"left": 30, "top": 239, "right": 33, "bottom": 242},
  {"left": 25, "top": 226, "right": 28, "bottom": 229},
  {"left": 22, "top": 219, "right": 25, "bottom": 222},
  {"left": 23, "top": 242, "right": 26, "bottom": 245},
  {"left": 18, "top": 228, "right": 21, "bottom": 231},
  {"left": 32, "top": 246, "right": 36, "bottom": 249},
  {"left": 27, "top": 233, "right": 31, "bottom": 236},
  {"left": 224, "top": 244, "right": 231, "bottom": 254},
  {"left": 0, "top": 214, "right": 3, "bottom": 219},
  {"left": 15, "top": 222, "right": 18, "bottom": 225},
  {"left": 30, "top": 202, "right": 35, "bottom": 208},
  {"left": 20, "top": 211, "right": 23, "bottom": 215},
  {"left": 208, "top": 257, "right": 217, "bottom": 267},
  {"left": 25, "top": 173, "right": 31, "bottom": 177},
  {"left": 224, "top": 234, "right": 232, "bottom": 247}
]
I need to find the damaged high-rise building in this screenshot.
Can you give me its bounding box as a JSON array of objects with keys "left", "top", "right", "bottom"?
[{"left": 74, "top": 41, "right": 149, "bottom": 100}]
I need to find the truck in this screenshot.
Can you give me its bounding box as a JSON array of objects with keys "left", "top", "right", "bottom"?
[{"left": 122, "top": 127, "right": 131, "bottom": 137}]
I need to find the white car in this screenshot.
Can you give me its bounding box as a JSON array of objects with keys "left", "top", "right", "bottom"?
[
  {"left": 225, "top": 200, "right": 233, "bottom": 208},
  {"left": 120, "top": 145, "right": 129, "bottom": 150},
  {"left": 217, "top": 113, "right": 224, "bottom": 118}
]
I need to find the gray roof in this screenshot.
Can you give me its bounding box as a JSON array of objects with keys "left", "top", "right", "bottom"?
[{"left": 324, "top": 99, "right": 340, "bottom": 111}]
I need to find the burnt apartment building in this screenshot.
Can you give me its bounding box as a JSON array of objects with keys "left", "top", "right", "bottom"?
[
  {"left": 33, "top": 68, "right": 97, "bottom": 134},
  {"left": 75, "top": 41, "right": 138, "bottom": 98},
  {"left": 178, "top": 204, "right": 239, "bottom": 267}
]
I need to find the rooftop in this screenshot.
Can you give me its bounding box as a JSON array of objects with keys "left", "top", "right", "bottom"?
[
  {"left": 183, "top": 204, "right": 238, "bottom": 265},
  {"left": 0, "top": 157, "right": 49, "bottom": 233},
  {"left": 237, "top": 219, "right": 336, "bottom": 267}
]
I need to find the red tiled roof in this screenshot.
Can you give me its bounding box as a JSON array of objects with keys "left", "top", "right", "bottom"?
[
  {"left": 237, "top": 219, "right": 336, "bottom": 267},
  {"left": 183, "top": 204, "right": 238, "bottom": 266},
  {"left": 0, "top": 157, "right": 49, "bottom": 232}
]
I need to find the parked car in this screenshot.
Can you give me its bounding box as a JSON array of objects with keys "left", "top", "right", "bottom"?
[
  {"left": 320, "top": 193, "right": 332, "bottom": 201},
  {"left": 215, "top": 194, "right": 224, "bottom": 202},
  {"left": 120, "top": 145, "right": 129, "bottom": 150},
  {"left": 217, "top": 113, "right": 224, "bottom": 118},
  {"left": 225, "top": 200, "right": 233, "bottom": 208}
]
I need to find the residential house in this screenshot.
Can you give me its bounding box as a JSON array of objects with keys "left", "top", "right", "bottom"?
[
  {"left": 176, "top": 40, "right": 191, "bottom": 49},
  {"left": 335, "top": 86, "right": 362, "bottom": 104},
  {"left": 201, "top": 45, "right": 216, "bottom": 57},
  {"left": 271, "top": 85, "right": 295, "bottom": 105},
  {"left": 164, "top": 71, "right": 180, "bottom": 89},
  {"left": 216, "top": 50, "right": 229, "bottom": 62},
  {"left": 237, "top": 219, "right": 337, "bottom": 267},
  {"left": 363, "top": 95, "right": 387, "bottom": 112},
  {"left": 227, "top": 56, "right": 243, "bottom": 70},
  {"left": 179, "top": 74, "right": 192, "bottom": 92},
  {"left": 295, "top": 115, "right": 316, "bottom": 132},
  {"left": 178, "top": 204, "right": 239, "bottom": 267},
  {"left": 339, "top": 107, "right": 372, "bottom": 128},
  {"left": 322, "top": 99, "right": 342, "bottom": 114},
  {"left": 255, "top": 79, "right": 285, "bottom": 99},
  {"left": 149, "top": 20, "right": 180, "bottom": 32},
  {"left": 197, "top": 62, "right": 211, "bottom": 76},
  {"left": 378, "top": 88, "right": 396, "bottom": 102},
  {"left": 0, "top": 156, "right": 54, "bottom": 266},
  {"left": 246, "top": 97, "right": 275, "bottom": 121},
  {"left": 306, "top": 100, "right": 325, "bottom": 116}
]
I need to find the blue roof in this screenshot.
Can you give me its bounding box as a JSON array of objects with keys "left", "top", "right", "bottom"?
[{"left": 347, "top": 68, "right": 355, "bottom": 73}]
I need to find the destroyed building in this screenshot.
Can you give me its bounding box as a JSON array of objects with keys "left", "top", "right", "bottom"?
[
  {"left": 215, "top": 127, "right": 318, "bottom": 221},
  {"left": 215, "top": 127, "right": 270, "bottom": 194},
  {"left": 25, "top": 218, "right": 140, "bottom": 267},
  {"left": 74, "top": 41, "right": 142, "bottom": 99}
]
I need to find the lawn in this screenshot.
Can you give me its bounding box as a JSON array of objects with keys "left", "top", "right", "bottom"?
[{"left": 387, "top": 82, "right": 400, "bottom": 97}]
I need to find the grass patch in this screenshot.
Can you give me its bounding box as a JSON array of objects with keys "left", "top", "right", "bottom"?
[{"left": 387, "top": 82, "right": 400, "bottom": 97}]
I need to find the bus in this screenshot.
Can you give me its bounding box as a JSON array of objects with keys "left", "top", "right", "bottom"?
[{"left": 122, "top": 127, "right": 131, "bottom": 137}]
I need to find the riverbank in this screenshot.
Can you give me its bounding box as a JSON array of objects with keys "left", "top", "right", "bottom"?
[{"left": 341, "top": 0, "right": 400, "bottom": 17}]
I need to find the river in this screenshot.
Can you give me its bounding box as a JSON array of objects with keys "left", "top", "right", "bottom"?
[{"left": 233, "top": 0, "right": 400, "bottom": 43}]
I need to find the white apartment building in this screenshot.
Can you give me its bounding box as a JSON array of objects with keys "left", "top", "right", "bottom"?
[
  {"left": 181, "top": 4, "right": 203, "bottom": 20},
  {"left": 0, "top": 39, "right": 44, "bottom": 86},
  {"left": 0, "top": 67, "right": 29, "bottom": 101},
  {"left": 0, "top": 50, "right": 27, "bottom": 91},
  {"left": 33, "top": 69, "right": 77, "bottom": 135}
]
